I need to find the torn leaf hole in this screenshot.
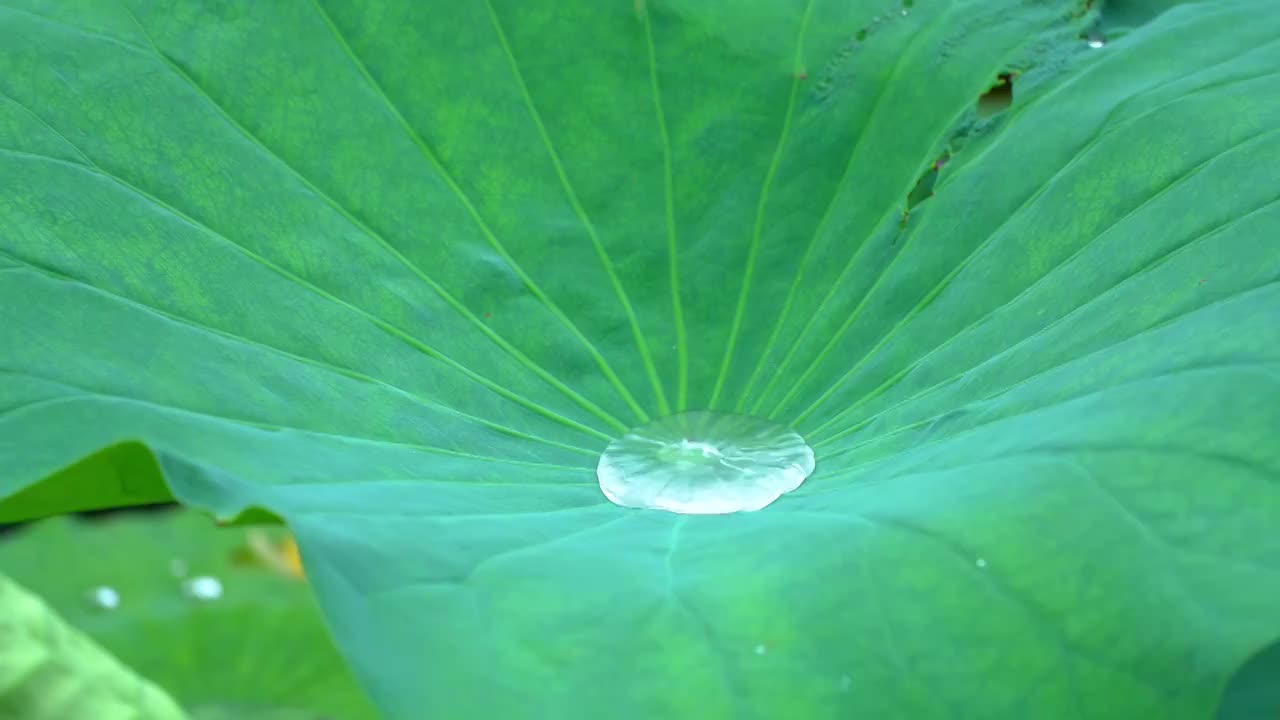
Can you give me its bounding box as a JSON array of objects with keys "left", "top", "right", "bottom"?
[
  {"left": 976, "top": 72, "right": 1015, "bottom": 117},
  {"left": 901, "top": 151, "right": 951, "bottom": 227}
]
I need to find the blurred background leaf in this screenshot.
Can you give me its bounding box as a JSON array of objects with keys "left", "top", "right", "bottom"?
[
  {"left": 0, "top": 572, "right": 188, "bottom": 720},
  {"left": 0, "top": 510, "right": 375, "bottom": 720}
]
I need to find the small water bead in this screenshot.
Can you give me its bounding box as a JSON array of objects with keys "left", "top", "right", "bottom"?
[
  {"left": 596, "top": 411, "right": 815, "bottom": 514},
  {"left": 183, "top": 575, "right": 223, "bottom": 602},
  {"left": 88, "top": 586, "right": 120, "bottom": 610}
]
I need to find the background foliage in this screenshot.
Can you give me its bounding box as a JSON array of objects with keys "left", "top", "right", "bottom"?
[{"left": 0, "top": 511, "right": 375, "bottom": 719}]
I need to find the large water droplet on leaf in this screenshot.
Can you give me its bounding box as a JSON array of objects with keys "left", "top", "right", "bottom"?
[{"left": 596, "top": 411, "right": 815, "bottom": 514}]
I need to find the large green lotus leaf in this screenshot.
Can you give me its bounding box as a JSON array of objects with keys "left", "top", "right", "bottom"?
[
  {"left": 0, "top": 511, "right": 377, "bottom": 719},
  {"left": 2, "top": 0, "right": 1278, "bottom": 717}
]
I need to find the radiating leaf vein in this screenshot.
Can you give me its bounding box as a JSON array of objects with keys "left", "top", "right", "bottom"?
[
  {"left": 308, "top": 0, "right": 650, "bottom": 430},
  {"left": 0, "top": 250, "right": 599, "bottom": 456},
  {"left": 116, "top": 5, "right": 631, "bottom": 435},
  {"left": 483, "top": 0, "right": 670, "bottom": 418},
  {"left": 803, "top": 124, "right": 1280, "bottom": 437},
  {"left": 0, "top": 146, "right": 618, "bottom": 442}
]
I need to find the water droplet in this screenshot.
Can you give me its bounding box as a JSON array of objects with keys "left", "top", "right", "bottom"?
[
  {"left": 840, "top": 675, "right": 852, "bottom": 692},
  {"left": 183, "top": 576, "right": 223, "bottom": 601},
  {"left": 596, "top": 411, "right": 816, "bottom": 514},
  {"left": 169, "top": 558, "right": 188, "bottom": 577},
  {"left": 88, "top": 586, "right": 120, "bottom": 610},
  {"left": 900, "top": 8, "right": 909, "bottom": 15},
  {"left": 754, "top": 643, "right": 768, "bottom": 656},
  {"left": 975, "top": 557, "right": 988, "bottom": 568},
  {"left": 1087, "top": 39, "right": 1105, "bottom": 48}
]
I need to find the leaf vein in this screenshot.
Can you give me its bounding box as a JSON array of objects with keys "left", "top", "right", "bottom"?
[
  {"left": 812, "top": 195, "right": 1280, "bottom": 449},
  {"left": 640, "top": 5, "right": 688, "bottom": 412},
  {"left": 804, "top": 123, "right": 1280, "bottom": 436},
  {"left": 307, "top": 0, "right": 648, "bottom": 428},
  {"left": 741, "top": 4, "right": 960, "bottom": 413},
  {"left": 0, "top": 251, "right": 599, "bottom": 456},
  {"left": 483, "top": 0, "right": 669, "bottom": 417},
  {"left": 113, "top": 5, "right": 629, "bottom": 435},
  {"left": 0, "top": 146, "right": 614, "bottom": 442},
  {"left": 709, "top": 0, "right": 815, "bottom": 410},
  {"left": 0, "top": 370, "right": 591, "bottom": 470}
]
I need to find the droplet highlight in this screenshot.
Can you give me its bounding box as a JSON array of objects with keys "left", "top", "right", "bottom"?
[
  {"left": 183, "top": 576, "right": 223, "bottom": 601},
  {"left": 596, "top": 411, "right": 815, "bottom": 514},
  {"left": 88, "top": 586, "right": 120, "bottom": 610}
]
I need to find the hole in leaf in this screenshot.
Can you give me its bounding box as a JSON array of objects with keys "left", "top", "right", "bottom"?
[
  {"left": 976, "top": 72, "right": 1015, "bottom": 117},
  {"left": 901, "top": 151, "right": 951, "bottom": 227}
]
